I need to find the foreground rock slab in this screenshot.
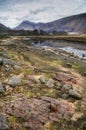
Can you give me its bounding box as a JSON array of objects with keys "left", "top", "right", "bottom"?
[{"left": 4, "top": 96, "right": 74, "bottom": 130}]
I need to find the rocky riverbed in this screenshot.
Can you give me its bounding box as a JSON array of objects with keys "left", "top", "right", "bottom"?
[{"left": 0, "top": 36, "right": 86, "bottom": 130}]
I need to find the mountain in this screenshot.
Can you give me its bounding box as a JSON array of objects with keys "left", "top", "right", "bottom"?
[
  {"left": 15, "top": 13, "right": 86, "bottom": 33},
  {"left": 15, "top": 21, "right": 45, "bottom": 31},
  {"left": 15, "top": 21, "right": 36, "bottom": 31},
  {"left": 0, "top": 23, "right": 9, "bottom": 33},
  {"left": 41, "top": 13, "right": 86, "bottom": 33}
]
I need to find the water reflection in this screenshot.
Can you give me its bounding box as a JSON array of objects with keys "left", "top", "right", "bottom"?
[{"left": 30, "top": 39, "right": 86, "bottom": 59}]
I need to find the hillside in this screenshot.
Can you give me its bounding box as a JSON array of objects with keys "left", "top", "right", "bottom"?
[
  {"left": 0, "top": 23, "right": 9, "bottom": 33},
  {"left": 15, "top": 13, "right": 86, "bottom": 34}
]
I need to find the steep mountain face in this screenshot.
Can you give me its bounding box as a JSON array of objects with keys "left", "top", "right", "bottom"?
[
  {"left": 0, "top": 23, "right": 9, "bottom": 33},
  {"left": 41, "top": 13, "right": 86, "bottom": 33},
  {"left": 15, "top": 13, "right": 86, "bottom": 33},
  {"left": 15, "top": 21, "right": 36, "bottom": 31},
  {"left": 15, "top": 21, "right": 45, "bottom": 31}
]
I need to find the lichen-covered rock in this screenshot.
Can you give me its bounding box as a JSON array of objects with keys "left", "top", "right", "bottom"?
[
  {"left": 46, "top": 78, "right": 54, "bottom": 88},
  {"left": 3, "top": 59, "right": 14, "bottom": 65},
  {"left": 0, "top": 115, "right": 8, "bottom": 130},
  {"left": 4, "top": 96, "right": 74, "bottom": 130},
  {"left": 8, "top": 75, "right": 22, "bottom": 87}
]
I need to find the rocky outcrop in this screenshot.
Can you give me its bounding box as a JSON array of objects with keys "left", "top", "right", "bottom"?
[{"left": 4, "top": 96, "right": 74, "bottom": 130}]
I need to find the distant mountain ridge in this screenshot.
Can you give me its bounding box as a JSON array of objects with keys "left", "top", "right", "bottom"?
[
  {"left": 15, "top": 13, "right": 86, "bottom": 33},
  {"left": 0, "top": 13, "right": 86, "bottom": 34},
  {"left": 15, "top": 21, "right": 45, "bottom": 31}
]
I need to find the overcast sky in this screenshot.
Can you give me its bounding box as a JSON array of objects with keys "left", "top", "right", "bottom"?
[{"left": 0, "top": 0, "right": 86, "bottom": 27}]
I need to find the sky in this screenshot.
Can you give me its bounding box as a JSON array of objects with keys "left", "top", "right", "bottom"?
[{"left": 0, "top": 0, "right": 86, "bottom": 27}]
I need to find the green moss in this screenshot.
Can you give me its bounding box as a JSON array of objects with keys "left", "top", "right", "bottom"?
[{"left": 9, "top": 116, "right": 17, "bottom": 122}]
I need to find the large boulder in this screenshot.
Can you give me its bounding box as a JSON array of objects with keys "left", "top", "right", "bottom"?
[{"left": 8, "top": 75, "right": 22, "bottom": 87}]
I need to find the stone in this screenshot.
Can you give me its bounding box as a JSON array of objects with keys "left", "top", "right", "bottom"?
[
  {"left": 0, "top": 57, "right": 3, "bottom": 66},
  {"left": 66, "top": 63, "right": 72, "bottom": 68},
  {"left": 63, "top": 84, "right": 72, "bottom": 91},
  {"left": 0, "top": 115, "right": 8, "bottom": 130},
  {"left": 46, "top": 78, "right": 54, "bottom": 88},
  {"left": 8, "top": 75, "right": 22, "bottom": 87},
  {"left": 0, "top": 52, "right": 7, "bottom": 57},
  {"left": 39, "top": 75, "right": 46, "bottom": 84},
  {"left": 69, "top": 89, "right": 82, "bottom": 99},
  {"left": 3, "top": 59, "right": 14, "bottom": 65},
  {"left": 5, "top": 65, "right": 12, "bottom": 72},
  {"left": 55, "top": 82, "right": 62, "bottom": 90},
  {"left": 61, "top": 93, "right": 68, "bottom": 99},
  {"left": 14, "top": 65, "right": 20, "bottom": 70},
  {"left": 0, "top": 82, "right": 4, "bottom": 93}
]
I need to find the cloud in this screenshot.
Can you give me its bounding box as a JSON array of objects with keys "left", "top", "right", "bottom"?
[{"left": 0, "top": 0, "right": 86, "bottom": 27}]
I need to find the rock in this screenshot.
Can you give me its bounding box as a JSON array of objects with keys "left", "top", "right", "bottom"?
[
  {"left": 61, "top": 93, "right": 68, "bottom": 99},
  {"left": 5, "top": 96, "right": 74, "bottom": 130},
  {"left": 39, "top": 75, "right": 46, "bottom": 84},
  {"left": 66, "top": 63, "right": 72, "bottom": 68},
  {"left": 0, "top": 57, "right": 3, "bottom": 66},
  {"left": 14, "top": 65, "right": 20, "bottom": 70},
  {"left": 5, "top": 65, "right": 12, "bottom": 72},
  {"left": 69, "top": 89, "right": 82, "bottom": 99},
  {"left": 0, "top": 115, "right": 8, "bottom": 130},
  {"left": 0, "top": 52, "right": 7, "bottom": 57},
  {"left": 55, "top": 82, "right": 62, "bottom": 90},
  {"left": 8, "top": 75, "right": 22, "bottom": 87},
  {"left": 3, "top": 59, "right": 14, "bottom": 65},
  {"left": 0, "top": 82, "right": 4, "bottom": 93},
  {"left": 63, "top": 84, "right": 72, "bottom": 91},
  {"left": 46, "top": 78, "right": 54, "bottom": 88}
]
